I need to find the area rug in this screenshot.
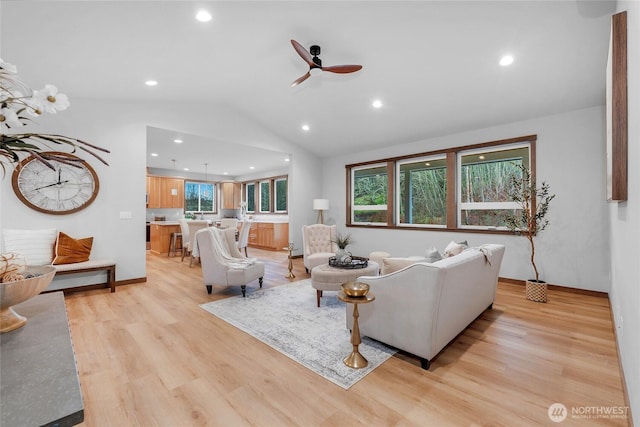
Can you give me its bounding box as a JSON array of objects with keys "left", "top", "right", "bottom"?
[{"left": 199, "top": 279, "right": 396, "bottom": 389}]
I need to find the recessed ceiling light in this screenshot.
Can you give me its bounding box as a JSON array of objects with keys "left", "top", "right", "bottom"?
[
  {"left": 372, "top": 99, "right": 383, "bottom": 109},
  {"left": 284, "top": 158, "right": 290, "bottom": 162},
  {"left": 223, "top": 172, "right": 229, "bottom": 175},
  {"left": 151, "top": 153, "right": 159, "bottom": 157},
  {"left": 249, "top": 166, "right": 255, "bottom": 170},
  {"left": 301, "top": 124, "right": 310, "bottom": 131},
  {"left": 196, "top": 10, "right": 212, "bottom": 22},
  {"left": 425, "top": 162, "right": 431, "bottom": 166},
  {"left": 174, "top": 139, "right": 183, "bottom": 144},
  {"left": 479, "top": 155, "right": 486, "bottom": 160},
  {"left": 145, "top": 80, "right": 158, "bottom": 86},
  {"left": 499, "top": 55, "right": 514, "bottom": 66},
  {"left": 183, "top": 167, "right": 189, "bottom": 171}
]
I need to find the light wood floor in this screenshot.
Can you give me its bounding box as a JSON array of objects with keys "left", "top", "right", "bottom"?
[{"left": 64, "top": 248, "right": 630, "bottom": 426}]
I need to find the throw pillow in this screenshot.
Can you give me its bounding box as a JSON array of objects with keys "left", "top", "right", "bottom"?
[
  {"left": 52, "top": 232, "right": 93, "bottom": 265},
  {"left": 381, "top": 257, "right": 427, "bottom": 275},
  {"left": 425, "top": 247, "right": 442, "bottom": 263},
  {"left": 2, "top": 228, "right": 57, "bottom": 265},
  {"left": 443, "top": 240, "right": 469, "bottom": 258}
]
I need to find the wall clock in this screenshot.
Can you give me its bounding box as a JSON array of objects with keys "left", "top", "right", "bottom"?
[{"left": 11, "top": 152, "right": 100, "bottom": 215}]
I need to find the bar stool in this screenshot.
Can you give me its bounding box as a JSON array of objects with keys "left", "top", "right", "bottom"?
[{"left": 169, "top": 232, "right": 182, "bottom": 257}]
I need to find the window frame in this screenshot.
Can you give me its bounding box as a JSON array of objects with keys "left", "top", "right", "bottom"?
[
  {"left": 274, "top": 177, "right": 288, "bottom": 213},
  {"left": 184, "top": 180, "right": 216, "bottom": 214},
  {"left": 245, "top": 182, "right": 256, "bottom": 213},
  {"left": 457, "top": 143, "right": 529, "bottom": 230},
  {"left": 396, "top": 154, "right": 448, "bottom": 229},
  {"left": 259, "top": 180, "right": 271, "bottom": 213},
  {"left": 349, "top": 162, "right": 391, "bottom": 226},
  {"left": 345, "top": 135, "right": 536, "bottom": 235}
]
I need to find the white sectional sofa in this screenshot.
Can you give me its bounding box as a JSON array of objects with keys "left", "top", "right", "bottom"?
[{"left": 349, "top": 244, "right": 505, "bottom": 369}]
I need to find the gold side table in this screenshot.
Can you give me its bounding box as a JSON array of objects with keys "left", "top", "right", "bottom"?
[
  {"left": 338, "top": 290, "right": 375, "bottom": 369},
  {"left": 284, "top": 243, "right": 296, "bottom": 279}
]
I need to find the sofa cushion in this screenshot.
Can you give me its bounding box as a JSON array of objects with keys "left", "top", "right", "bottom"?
[
  {"left": 381, "top": 257, "right": 427, "bottom": 275},
  {"left": 425, "top": 247, "right": 442, "bottom": 263},
  {"left": 52, "top": 232, "right": 93, "bottom": 265},
  {"left": 443, "top": 240, "right": 469, "bottom": 258},
  {"left": 2, "top": 228, "right": 57, "bottom": 266}
]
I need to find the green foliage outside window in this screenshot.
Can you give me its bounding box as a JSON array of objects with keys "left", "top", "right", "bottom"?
[
  {"left": 399, "top": 158, "right": 447, "bottom": 226},
  {"left": 260, "top": 181, "right": 270, "bottom": 212},
  {"left": 353, "top": 166, "right": 388, "bottom": 223},
  {"left": 275, "top": 178, "right": 287, "bottom": 211},
  {"left": 246, "top": 183, "right": 255, "bottom": 212}
]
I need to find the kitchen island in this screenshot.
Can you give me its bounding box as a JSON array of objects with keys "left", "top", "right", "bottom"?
[{"left": 149, "top": 221, "right": 181, "bottom": 255}]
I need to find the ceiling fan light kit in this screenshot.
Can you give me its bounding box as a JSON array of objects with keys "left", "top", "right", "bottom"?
[{"left": 290, "top": 39, "right": 362, "bottom": 87}]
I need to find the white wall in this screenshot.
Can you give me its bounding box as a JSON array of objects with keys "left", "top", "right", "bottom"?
[
  {"left": 609, "top": 2, "right": 639, "bottom": 422},
  {"left": 322, "top": 105, "right": 610, "bottom": 292},
  {"left": 1, "top": 99, "right": 322, "bottom": 279}
]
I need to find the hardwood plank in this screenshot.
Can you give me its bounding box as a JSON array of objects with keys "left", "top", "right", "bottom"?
[{"left": 62, "top": 248, "right": 630, "bottom": 426}]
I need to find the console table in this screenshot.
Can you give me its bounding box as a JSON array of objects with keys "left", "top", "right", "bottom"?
[{"left": 1, "top": 292, "right": 84, "bottom": 426}]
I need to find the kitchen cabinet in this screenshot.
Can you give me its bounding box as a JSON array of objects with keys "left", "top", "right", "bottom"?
[
  {"left": 248, "top": 222, "right": 288, "bottom": 251},
  {"left": 221, "top": 182, "right": 241, "bottom": 210},
  {"left": 150, "top": 222, "right": 181, "bottom": 255},
  {"left": 160, "top": 178, "right": 184, "bottom": 209},
  {"left": 146, "top": 176, "right": 184, "bottom": 209}
]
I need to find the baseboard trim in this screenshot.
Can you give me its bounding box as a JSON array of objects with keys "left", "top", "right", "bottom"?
[
  {"left": 608, "top": 298, "right": 634, "bottom": 426},
  {"left": 498, "top": 276, "right": 608, "bottom": 298}
]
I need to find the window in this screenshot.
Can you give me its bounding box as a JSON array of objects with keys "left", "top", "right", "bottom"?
[
  {"left": 458, "top": 145, "right": 528, "bottom": 229},
  {"left": 185, "top": 181, "right": 215, "bottom": 213},
  {"left": 397, "top": 156, "right": 447, "bottom": 227},
  {"left": 245, "top": 183, "right": 255, "bottom": 213},
  {"left": 346, "top": 135, "right": 535, "bottom": 233},
  {"left": 351, "top": 164, "right": 389, "bottom": 225},
  {"left": 259, "top": 180, "right": 271, "bottom": 213},
  {"left": 274, "top": 177, "right": 287, "bottom": 212}
]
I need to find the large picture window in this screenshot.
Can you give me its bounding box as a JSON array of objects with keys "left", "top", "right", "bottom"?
[
  {"left": 346, "top": 135, "right": 535, "bottom": 233},
  {"left": 185, "top": 181, "right": 215, "bottom": 213},
  {"left": 458, "top": 145, "right": 528, "bottom": 229},
  {"left": 397, "top": 156, "right": 447, "bottom": 227},
  {"left": 351, "top": 164, "right": 388, "bottom": 225}
]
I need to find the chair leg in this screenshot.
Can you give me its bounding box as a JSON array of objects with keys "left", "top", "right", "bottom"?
[
  {"left": 420, "top": 358, "right": 431, "bottom": 370},
  {"left": 316, "top": 290, "right": 322, "bottom": 307},
  {"left": 241, "top": 285, "right": 247, "bottom": 297},
  {"left": 206, "top": 285, "right": 212, "bottom": 294},
  {"left": 181, "top": 248, "right": 187, "bottom": 262},
  {"left": 244, "top": 247, "right": 248, "bottom": 257},
  {"left": 259, "top": 277, "right": 263, "bottom": 287}
]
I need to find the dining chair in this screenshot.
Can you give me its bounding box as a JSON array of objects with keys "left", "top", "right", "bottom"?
[
  {"left": 237, "top": 220, "right": 253, "bottom": 256},
  {"left": 182, "top": 220, "right": 209, "bottom": 266}
]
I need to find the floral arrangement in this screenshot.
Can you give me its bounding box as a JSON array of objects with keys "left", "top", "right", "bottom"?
[{"left": 0, "top": 58, "right": 109, "bottom": 175}]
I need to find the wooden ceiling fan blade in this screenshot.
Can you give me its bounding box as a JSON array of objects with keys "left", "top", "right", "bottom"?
[
  {"left": 291, "top": 71, "right": 311, "bottom": 87},
  {"left": 291, "top": 40, "right": 315, "bottom": 67},
  {"left": 322, "top": 64, "right": 363, "bottom": 74}
]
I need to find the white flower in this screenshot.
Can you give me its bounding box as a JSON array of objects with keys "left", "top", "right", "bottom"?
[
  {"left": 0, "top": 58, "right": 17, "bottom": 74},
  {"left": 23, "top": 95, "right": 44, "bottom": 117},
  {"left": 35, "top": 84, "right": 70, "bottom": 113},
  {"left": 0, "top": 107, "right": 23, "bottom": 128}
]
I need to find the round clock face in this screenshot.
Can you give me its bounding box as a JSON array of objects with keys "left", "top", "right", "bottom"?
[{"left": 12, "top": 152, "right": 100, "bottom": 215}]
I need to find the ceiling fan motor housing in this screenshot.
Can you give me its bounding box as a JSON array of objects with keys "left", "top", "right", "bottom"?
[{"left": 310, "top": 45, "right": 322, "bottom": 67}]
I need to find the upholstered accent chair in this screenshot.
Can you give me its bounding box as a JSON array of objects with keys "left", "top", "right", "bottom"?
[
  {"left": 195, "top": 227, "right": 264, "bottom": 297},
  {"left": 302, "top": 224, "right": 338, "bottom": 274}
]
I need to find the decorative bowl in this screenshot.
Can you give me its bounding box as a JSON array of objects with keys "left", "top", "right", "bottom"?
[
  {"left": 342, "top": 281, "right": 370, "bottom": 298},
  {"left": 0, "top": 265, "right": 56, "bottom": 333}
]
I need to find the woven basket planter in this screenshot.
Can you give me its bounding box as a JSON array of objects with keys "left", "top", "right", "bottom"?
[{"left": 526, "top": 280, "right": 548, "bottom": 303}]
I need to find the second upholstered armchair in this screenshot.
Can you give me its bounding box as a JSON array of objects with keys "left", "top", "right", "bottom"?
[
  {"left": 302, "top": 224, "right": 338, "bottom": 274},
  {"left": 195, "top": 227, "right": 264, "bottom": 296}
]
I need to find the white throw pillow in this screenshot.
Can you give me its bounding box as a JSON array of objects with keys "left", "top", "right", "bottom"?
[
  {"left": 2, "top": 229, "right": 57, "bottom": 265},
  {"left": 443, "top": 240, "right": 468, "bottom": 258}
]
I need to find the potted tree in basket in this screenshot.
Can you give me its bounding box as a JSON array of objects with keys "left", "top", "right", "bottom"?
[{"left": 504, "top": 164, "right": 555, "bottom": 303}]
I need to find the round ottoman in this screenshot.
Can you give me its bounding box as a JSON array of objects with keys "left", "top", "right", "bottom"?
[{"left": 311, "top": 261, "right": 379, "bottom": 307}]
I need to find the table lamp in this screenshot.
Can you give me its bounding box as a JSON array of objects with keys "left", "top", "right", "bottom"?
[{"left": 313, "top": 199, "right": 329, "bottom": 224}]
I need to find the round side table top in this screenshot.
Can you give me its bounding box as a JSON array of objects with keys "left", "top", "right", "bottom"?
[{"left": 338, "top": 291, "right": 375, "bottom": 304}]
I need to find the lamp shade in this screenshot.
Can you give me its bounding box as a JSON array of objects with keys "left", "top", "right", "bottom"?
[{"left": 313, "top": 199, "right": 329, "bottom": 210}]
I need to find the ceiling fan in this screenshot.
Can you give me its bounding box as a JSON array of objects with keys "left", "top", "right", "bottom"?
[{"left": 290, "top": 39, "right": 363, "bottom": 87}]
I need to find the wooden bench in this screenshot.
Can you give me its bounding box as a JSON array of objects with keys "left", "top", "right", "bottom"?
[{"left": 50, "top": 260, "right": 116, "bottom": 293}]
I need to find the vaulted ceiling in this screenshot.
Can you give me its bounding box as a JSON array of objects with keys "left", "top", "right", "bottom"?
[{"left": 1, "top": 1, "right": 615, "bottom": 175}]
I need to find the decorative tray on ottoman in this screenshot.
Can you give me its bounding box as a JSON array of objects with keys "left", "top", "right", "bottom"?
[{"left": 329, "top": 256, "right": 369, "bottom": 269}]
